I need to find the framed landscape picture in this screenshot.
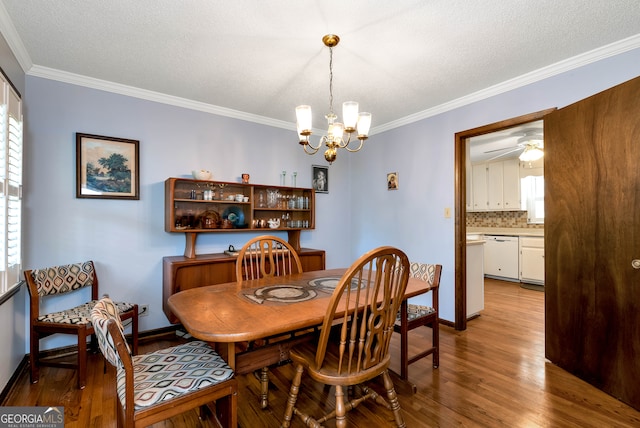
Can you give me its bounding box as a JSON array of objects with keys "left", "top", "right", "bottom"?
[{"left": 76, "top": 133, "right": 140, "bottom": 199}]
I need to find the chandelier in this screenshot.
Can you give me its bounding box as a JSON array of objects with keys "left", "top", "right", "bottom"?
[{"left": 296, "top": 34, "right": 371, "bottom": 164}]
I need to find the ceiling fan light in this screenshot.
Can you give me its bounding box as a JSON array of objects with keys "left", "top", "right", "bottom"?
[{"left": 519, "top": 146, "right": 544, "bottom": 162}]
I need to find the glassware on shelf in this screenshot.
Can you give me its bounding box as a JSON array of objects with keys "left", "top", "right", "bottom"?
[
  {"left": 258, "top": 191, "right": 266, "bottom": 208},
  {"left": 266, "top": 189, "right": 279, "bottom": 208},
  {"left": 217, "top": 183, "right": 227, "bottom": 200},
  {"left": 280, "top": 170, "right": 286, "bottom": 186},
  {"left": 291, "top": 171, "right": 297, "bottom": 187}
]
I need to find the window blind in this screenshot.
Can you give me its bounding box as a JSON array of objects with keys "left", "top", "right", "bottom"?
[{"left": 0, "top": 73, "right": 22, "bottom": 296}]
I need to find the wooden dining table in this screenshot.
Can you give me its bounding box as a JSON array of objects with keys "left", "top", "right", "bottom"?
[{"left": 167, "top": 268, "right": 432, "bottom": 387}]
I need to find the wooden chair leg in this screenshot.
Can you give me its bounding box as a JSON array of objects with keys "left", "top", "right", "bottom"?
[
  {"left": 433, "top": 319, "right": 439, "bottom": 368},
  {"left": 400, "top": 327, "right": 409, "bottom": 380},
  {"left": 131, "top": 308, "right": 139, "bottom": 355},
  {"left": 282, "top": 364, "right": 304, "bottom": 428},
  {"left": 77, "top": 328, "right": 87, "bottom": 389},
  {"left": 382, "top": 371, "right": 406, "bottom": 428},
  {"left": 215, "top": 388, "right": 238, "bottom": 428},
  {"left": 335, "top": 385, "right": 347, "bottom": 428},
  {"left": 29, "top": 329, "right": 39, "bottom": 384}
]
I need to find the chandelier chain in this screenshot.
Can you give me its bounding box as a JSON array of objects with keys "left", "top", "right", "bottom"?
[{"left": 328, "top": 46, "right": 334, "bottom": 116}]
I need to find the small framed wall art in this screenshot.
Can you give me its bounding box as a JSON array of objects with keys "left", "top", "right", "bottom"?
[
  {"left": 76, "top": 133, "right": 140, "bottom": 200},
  {"left": 387, "top": 172, "right": 398, "bottom": 190},
  {"left": 312, "top": 165, "right": 329, "bottom": 193}
]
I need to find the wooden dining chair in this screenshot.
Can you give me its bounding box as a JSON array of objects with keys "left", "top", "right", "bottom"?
[
  {"left": 91, "top": 296, "right": 238, "bottom": 428},
  {"left": 235, "top": 234, "right": 304, "bottom": 409},
  {"left": 24, "top": 260, "right": 138, "bottom": 389},
  {"left": 281, "top": 246, "right": 410, "bottom": 428},
  {"left": 235, "top": 234, "right": 303, "bottom": 283},
  {"left": 394, "top": 263, "right": 442, "bottom": 380}
]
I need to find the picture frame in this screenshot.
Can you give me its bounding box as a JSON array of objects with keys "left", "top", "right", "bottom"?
[
  {"left": 312, "top": 165, "right": 329, "bottom": 193},
  {"left": 76, "top": 133, "right": 140, "bottom": 200},
  {"left": 387, "top": 172, "right": 398, "bottom": 190}
]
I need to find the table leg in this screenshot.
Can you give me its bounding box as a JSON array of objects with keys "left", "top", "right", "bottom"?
[
  {"left": 214, "top": 342, "right": 237, "bottom": 370},
  {"left": 259, "top": 366, "right": 269, "bottom": 409}
]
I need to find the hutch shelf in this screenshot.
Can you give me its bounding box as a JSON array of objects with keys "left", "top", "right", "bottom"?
[{"left": 165, "top": 177, "right": 316, "bottom": 258}]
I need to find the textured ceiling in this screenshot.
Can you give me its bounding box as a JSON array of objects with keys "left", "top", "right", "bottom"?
[{"left": 1, "top": 0, "right": 640, "bottom": 142}]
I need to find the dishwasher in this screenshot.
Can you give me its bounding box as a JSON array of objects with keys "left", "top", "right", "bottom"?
[{"left": 483, "top": 235, "right": 519, "bottom": 281}]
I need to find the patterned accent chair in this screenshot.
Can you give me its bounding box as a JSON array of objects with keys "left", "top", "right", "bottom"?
[
  {"left": 24, "top": 260, "right": 139, "bottom": 389},
  {"left": 91, "top": 297, "right": 237, "bottom": 428},
  {"left": 235, "top": 234, "right": 303, "bottom": 409},
  {"left": 281, "top": 246, "right": 410, "bottom": 428},
  {"left": 394, "top": 262, "right": 442, "bottom": 380}
]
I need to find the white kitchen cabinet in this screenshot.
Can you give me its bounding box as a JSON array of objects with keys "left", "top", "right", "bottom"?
[
  {"left": 466, "top": 239, "right": 485, "bottom": 317},
  {"left": 470, "top": 159, "right": 520, "bottom": 211},
  {"left": 502, "top": 159, "right": 520, "bottom": 210},
  {"left": 484, "top": 235, "right": 519, "bottom": 281},
  {"left": 471, "top": 164, "right": 488, "bottom": 211},
  {"left": 487, "top": 162, "right": 504, "bottom": 209},
  {"left": 519, "top": 236, "right": 545, "bottom": 284}
]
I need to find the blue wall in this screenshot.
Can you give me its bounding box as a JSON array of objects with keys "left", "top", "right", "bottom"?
[
  {"left": 22, "top": 77, "right": 354, "bottom": 351},
  {"left": 351, "top": 47, "right": 640, "bottom": 320},
  {"left": 18, "top": 45, "right": 640, "bottom": 352}
]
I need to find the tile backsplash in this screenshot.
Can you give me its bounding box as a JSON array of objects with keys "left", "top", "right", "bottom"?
[{"left": 466, "top": 210, "right": 544, "bottom": 229}]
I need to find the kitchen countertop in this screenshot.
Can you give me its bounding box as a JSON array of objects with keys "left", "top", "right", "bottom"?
[
  {"left": 466, "top": 239, "right": 486, "bottom": 245},
  {"left": 466, "top": 227, "right": 544, "bottom": 237}
]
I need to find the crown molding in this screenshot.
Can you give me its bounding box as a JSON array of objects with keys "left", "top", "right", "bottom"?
[
  {"left": 0, "top": 1, "right": 33, "bottom": 72},
  {"left": 27, "top": 65, "right": 295, "bottom": 131},
  {"left": 371, "top": 34, "right": 640, "bottom": 135}
]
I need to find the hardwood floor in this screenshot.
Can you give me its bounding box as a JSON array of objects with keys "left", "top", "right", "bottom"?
[{"left": 4, "top": 278, "right": 640, "bottom": 427}]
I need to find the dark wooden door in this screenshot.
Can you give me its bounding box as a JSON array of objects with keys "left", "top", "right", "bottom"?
[{"left": 545, "top": 75, "right": 640, "bottom": 409}]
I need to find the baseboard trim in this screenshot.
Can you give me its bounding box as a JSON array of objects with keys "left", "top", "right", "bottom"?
[
  {"left": 0, "top": 325, "right": 182, "bottom": 405},
  {"left": 0, "top": 355, "right": 28, "bottom": 405}
]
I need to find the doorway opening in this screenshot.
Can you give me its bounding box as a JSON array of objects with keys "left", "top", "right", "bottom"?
[{"left": 453, "top": 108, "right": 555, "bottom": 330}]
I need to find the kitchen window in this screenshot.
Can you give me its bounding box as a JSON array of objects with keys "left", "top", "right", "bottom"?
[{"left": 521, "top": 173, "right": 544, "bottom": 224}]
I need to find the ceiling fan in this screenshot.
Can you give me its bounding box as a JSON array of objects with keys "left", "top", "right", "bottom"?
[{"left": 483, "top": 129, "right": 543, "bottom": 162}]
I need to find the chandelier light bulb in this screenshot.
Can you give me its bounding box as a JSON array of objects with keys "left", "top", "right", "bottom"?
[
  {"left": 295, "top": 105, "right": 313, "bottom": 135},
  {"left": 357, "top": 112, "right": 372, "bottom": 138},
  {"left": 330, "top": 122, "right": 344, "bottom": 140},
  {"left": 342, "top": 101, "right": 359, "bottom": 131}
]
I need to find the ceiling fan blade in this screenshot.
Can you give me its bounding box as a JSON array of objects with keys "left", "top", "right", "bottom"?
[
  {"left": 487, "top": 147, "right": 522, "bottom": 161},
  {"left": 484, "top": 146, "right": 516, "bottom": 154}
]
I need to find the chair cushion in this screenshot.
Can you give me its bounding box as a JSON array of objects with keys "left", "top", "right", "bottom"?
[
  {"left": 32, "top": 261, "right": 95, "bottom": 296},
  {"left": 91, "top": 297, "right": 133, "bottom": 364},
  {"left": 117, "top": 340, "right": 234, "bottom": 410},
  {"left": 395, "top": 304, "right": 435, "bottom": 325},
  {"left": 408, "top": 262, "right": 437, "bottom": 285},
  {"left": 37, "top": 300, "right": 135, "bottom": 325}
]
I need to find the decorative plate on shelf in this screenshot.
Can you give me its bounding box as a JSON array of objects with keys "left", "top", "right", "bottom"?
[{"left": 222, "top": 206, "right": 245, "bottom": 227}]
